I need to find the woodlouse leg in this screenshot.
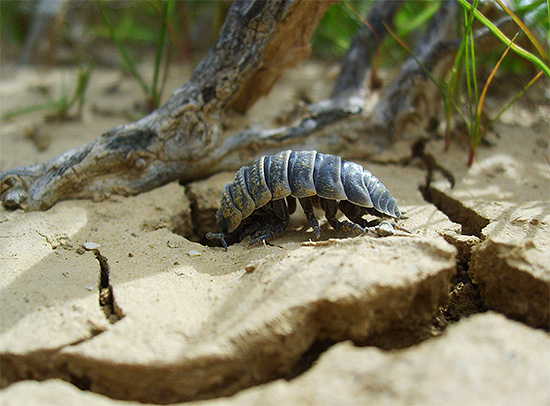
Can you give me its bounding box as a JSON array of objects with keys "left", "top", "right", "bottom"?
[
  {"left": 238, "top": 223, "right": 261, "bottom": 241},
  {"left": 320, "top": 198, "right": 366, "bottom": 235},
  {"left": 338, "top": 201, "right": 370, "bottom": 228},
  {"left": 298, "top": 197, "right": 320, "bottom": 238},
  {"left": 249, "top": 221, "right": 289, "bottom": 245},
  {"left": 249, "top": 199, "right": 290, "bottom": 244},
  {"left": 287, "top": 196, "right": 297, "bottom": 215},
  {"left": 339, "top": 201, "right": 412, "bottom": 237},
  {"left": 338, "top": 201, "right": 384, "bottom": 229},
  {"left": 205, "top": 232, "right": 229, "bottom": 251}
]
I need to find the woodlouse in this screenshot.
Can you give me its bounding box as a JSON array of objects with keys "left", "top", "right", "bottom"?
[{"left": 206, "top": 150, "right": 404, "bottom": 249}]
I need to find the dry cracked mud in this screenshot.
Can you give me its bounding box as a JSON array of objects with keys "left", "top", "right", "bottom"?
[{"left": 1, "top": 63, "right": 549, "bottom": 405}]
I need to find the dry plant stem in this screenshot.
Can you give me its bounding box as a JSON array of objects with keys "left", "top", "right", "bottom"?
[{"left": 0, "top": 0, "right": 457, "bottom": 211}]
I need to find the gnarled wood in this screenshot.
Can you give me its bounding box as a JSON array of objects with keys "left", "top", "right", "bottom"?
[
  {"left": 1, "top": 0, "right": 326, "bottom": 210},
  {"left": 229, "top": 1, "right": 337, "bottom": 113},
  {"left": 1, "top": 0, "right": 465, "bottom": 211}
]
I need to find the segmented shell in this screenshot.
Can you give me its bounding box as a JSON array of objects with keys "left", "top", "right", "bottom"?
[{"left": 217, "top": 150, "right": 402, "bottom": 233}]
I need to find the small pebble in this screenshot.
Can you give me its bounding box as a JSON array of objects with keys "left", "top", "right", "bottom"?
[
  {"left": 167, "top": 240, "right": 179, "bottom": 249},
  {"left": 244, "top": 260, "right": 260, "bottom": 273},
  {"left": 188, "top": 250, "right": 202, "bottom": 257},
  {"left": 83, "top": 242, "right": 101, "bottom": 250}
]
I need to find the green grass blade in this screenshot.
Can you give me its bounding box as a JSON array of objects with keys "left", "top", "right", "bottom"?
[
  {"left": 494, "top": 0, "right": 548, "bottom": 61},
  {"left": 444, "top": 9, "right": 471, "bottom": 147},
  {"left": 395, "top": 1, "right": 442, "bottom": 37},
  {"left": 72, "top": 63, "right": 95, "bottom": 115},
  {"left": 149, "top": 0, "right": 171, "bottom": 109},
  {"left": 96, "top": 0, "right": 150, "bottom": 96},
  {"left": 461, "top": 0, "right": 479, "bottom": 129},
  {"left": 1, "top": 102, "right": 60, "bottom": 120},
  {"left": 456, "top": 0, "right": 550, "bottom": 77},
  {"left": 489, "top": 70, "right": 544, "bottom": 126},
  {"left": 57, "top": 73, "right": 70, "bottom": 117},
  {"left": 472, "top": 33, "right": 517, "bottom": 165}
]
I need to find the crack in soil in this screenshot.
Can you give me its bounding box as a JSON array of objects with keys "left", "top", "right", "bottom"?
[
  {"left": 411, "top": 138, "right": 489, "bottom": 237},
  {"left": 408, "top": 138, "right": 489, "bottom": 329},
  {"left": 91, "top": 249, "right": 124, "bottom": 323},
  {"left": 0, "top": 248, "right": 126, "bottom": 391},
  {"left": 0, "top": 139, "right": 491, "bottom": 403},
  {"left": 283, "top": 339, "right": 336, "bottom": 381},
  {"left": 183, "top": 184, "right": 216, "bottom": 245},
  {"left": 0, "top": 329, "right": 104, "bottom": 389},
  {"left": 420, "top": 185, "right": 490, "bottom": 237},
  {"left": 444, "top": 262, "right": 486, "bottom": 322}
]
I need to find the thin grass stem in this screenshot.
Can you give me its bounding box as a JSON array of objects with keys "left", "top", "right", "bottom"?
[
  {"left": 494, "top": 0, "right": 548, "bottom": 61},
  {"left": 456, "top": 0, "right": 550, "bottom": 77},
  {"left": 96, "top": 0, "right": 150, "bottom": 96},
  {"left": 149, "top": 0, "right": 170, "bottom": 109},
  {"left": 489, "top": 70, "right": 544, "bottom": 126}
]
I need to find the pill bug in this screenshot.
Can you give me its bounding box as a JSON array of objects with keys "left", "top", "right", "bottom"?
[{"left": 206, "top": 150, "right": 404, "bottom": 249}]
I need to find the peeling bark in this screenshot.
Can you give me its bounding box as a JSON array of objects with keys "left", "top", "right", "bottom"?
[{"left": 229, "top": 1, "right": 337, "bottom": 112}]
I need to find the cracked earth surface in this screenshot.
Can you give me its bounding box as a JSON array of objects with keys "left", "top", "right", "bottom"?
[{"left": 1, "top": 63, "right": 549, "bottom": 405}]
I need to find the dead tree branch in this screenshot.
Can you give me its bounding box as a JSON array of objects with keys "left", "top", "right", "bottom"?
[
  {"left": 1, "top": 0, "right": 331, "bottom": 210},
  {"left": 372, "top": 0, "right": 458, "bottom": 135},
  {"left": 331, "top": 0, "right": 404, "bottom": 99},
  {"left": 1, "top": 0, "right": 461, "bottom": 211}
]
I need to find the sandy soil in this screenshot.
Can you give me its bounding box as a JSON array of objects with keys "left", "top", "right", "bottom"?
[{"left": 0, "top": 61, "right": 549, "bottom": 405}]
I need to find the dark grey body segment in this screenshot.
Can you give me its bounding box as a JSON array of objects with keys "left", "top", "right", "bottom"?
[
  {"left": 313, "top": 153, "right": 346, "bottom": 200},
  {"left": 247, "top": 156, "right": 271, "bottom": 209},
  {"left": 341, "top": 160, "right": 373, "bottom": 207},
  {"left": 207, "top": 150, "right": 403, "bottom": 248},
  {"left": 267, "top": 150, "right": 292, "bottom": 199},
  {"left": 287, "top": 150, "right": 316, "bottom": 198}
]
